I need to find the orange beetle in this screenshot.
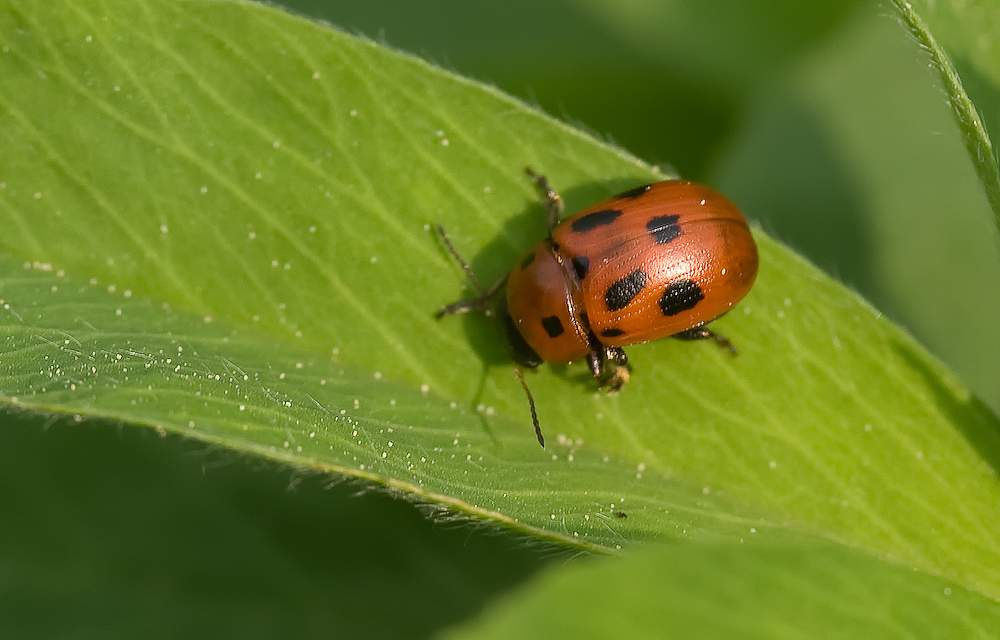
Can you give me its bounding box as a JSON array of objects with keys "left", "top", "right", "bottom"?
[{"left": 436, "top": 169, "right": 758, "bottom": 446}]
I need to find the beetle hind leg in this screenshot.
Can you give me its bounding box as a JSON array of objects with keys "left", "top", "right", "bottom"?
[{"left": 673, "top": 324, "right": 738, "bottom": 355}]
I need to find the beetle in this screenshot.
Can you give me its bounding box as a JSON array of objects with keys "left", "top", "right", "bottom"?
[{"left": 436, "top": 169, "right": 758, "bottom": 446}]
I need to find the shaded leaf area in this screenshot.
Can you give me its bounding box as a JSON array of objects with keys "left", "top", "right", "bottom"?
[
  {"left": 0, "top": 259, "right": 782, "bottom": 550},
  {"left": 443, "top": 540, "right": 1000, "bottom": 640},
  {"left": 0, "top": 414, "right": 551, "bottom": 639},
  {"left": 0, "top": 0, "right": 999, "bottom": 607}
]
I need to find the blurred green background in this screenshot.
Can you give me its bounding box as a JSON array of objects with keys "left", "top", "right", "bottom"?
[{"left": 5, "top": 1, "right": 1000, "bottom": 637}]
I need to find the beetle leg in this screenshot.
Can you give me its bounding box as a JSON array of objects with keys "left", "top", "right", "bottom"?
[
  {"left": 600, "top": 345, "right": 631, "bottom": 393},
  {"left": 587, "top": 343, "right": 631, "bottom": 393},
  {"left": 673, "top": 324, "right": 738, "bottom": 355},
  {"left": 434, "top": 273, "right": 506, "bottom": 318},
  {"left": 586, "top": 350, "right": 602, "bottom": 378},
  {"left": 434, "top": 224, "right": 509, "bottom": 318},
  {"left": 434, "top": 284, "right": 504, "bottom": 319},
  {"left": 525, "top": 167, "right": 565, "bottom": 232},
  {"left": 435, "top": 224, "right": 485, "bottom": 292}
]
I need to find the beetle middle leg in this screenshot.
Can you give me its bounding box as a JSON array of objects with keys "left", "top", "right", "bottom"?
[{"left": 434, "top": 224, "right": 507, "bottom": 318}]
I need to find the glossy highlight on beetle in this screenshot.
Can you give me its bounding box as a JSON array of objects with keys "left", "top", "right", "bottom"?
[{"left": 435, "top": 169, "right": 759, "bottom": 446}]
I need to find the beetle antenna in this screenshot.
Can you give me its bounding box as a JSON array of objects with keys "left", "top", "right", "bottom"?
[{"left": 514, "top": 365, "right": 544, "bottom": 448}]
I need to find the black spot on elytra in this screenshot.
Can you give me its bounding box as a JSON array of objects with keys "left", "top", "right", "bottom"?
[
  {"left": 647, "top": 215, "right": 681, "bottom": 245},
  {"left": 571, "top": 256, "right": 590, "bottom": 280},
  {"left": 659, "top": 279, "right": 704, "bottom": 316},
  {"left": 614, "top": 184, "right": 652, "bottom": 199},
  {"left": 571, "top": 209, "right": 622, "bottom": 233},
  {"left": 520, "top": 251, "right": 536, "bottom": 270},
  {"left": 605, "top": 270, "right": 647, "bottom": 311},
  {"left": 600, "top": 328, "right": 625, "bottom": 338},
  {"left": 541, "top": 315, "right": 565, "bottom": 338}
]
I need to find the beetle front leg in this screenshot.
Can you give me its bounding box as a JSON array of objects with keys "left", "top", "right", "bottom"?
[
  {"left": 525, "top": 167, "right": 565, "bottom": 232},
  {"left": 587, "top": 344, "right": 631, "bottom": 393}
]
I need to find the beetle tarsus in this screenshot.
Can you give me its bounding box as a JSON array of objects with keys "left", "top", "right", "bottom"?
[
  {"left": 525, "top": 167, "right": 564, "bottom": 232},
  {"left": 672, "top": 325, "right": 738, "bottom": 355}
]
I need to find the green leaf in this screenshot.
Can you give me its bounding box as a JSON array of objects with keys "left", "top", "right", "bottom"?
[
  {"left": 2, "top": 0, "right": 1000, "bottom": 627},
  {"left": 0, "top": 251, "right": 779, "bottom": 549},
  {"left": 442, "top": 538, "right": 1000, "bottom": 639}
]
